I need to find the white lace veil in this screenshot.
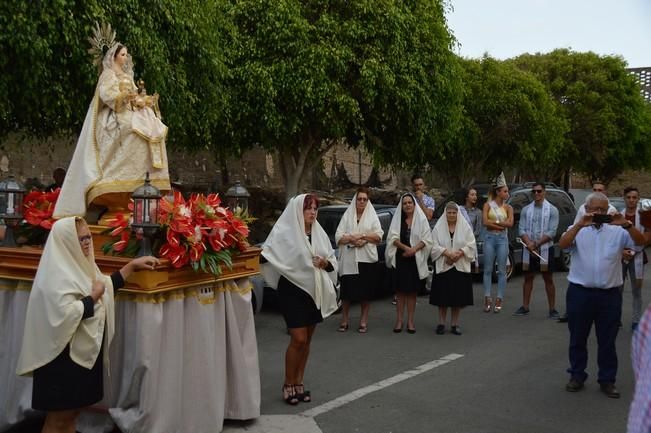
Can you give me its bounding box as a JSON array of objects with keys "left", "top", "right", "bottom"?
[{"left": 102, "top": 43, "right": 134, "bottom": 78}]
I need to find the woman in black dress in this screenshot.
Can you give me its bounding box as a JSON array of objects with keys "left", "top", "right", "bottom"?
[
  {"left": 16, "top": 217, "right": 158, "bottom": 433},
  {"left": 430, "top": 202, "right": 476, "bottom": 335},
  {"left": 385, "top": 193, "right": 433, "bottom": 334},
  {"left": 261, "top": 194, "right": 338, "bottom": 405},
  {"left": 335, "top": 187, "right": 383, "bottom": 333}
]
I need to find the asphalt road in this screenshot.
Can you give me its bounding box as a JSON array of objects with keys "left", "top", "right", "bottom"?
[{"left": 234, "top": 270, "right": 642, "bottom": 433}]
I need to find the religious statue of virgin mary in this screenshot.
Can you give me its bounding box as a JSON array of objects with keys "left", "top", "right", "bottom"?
[{"left": 53, "top": 23, "right": 170, "bottom": 220}]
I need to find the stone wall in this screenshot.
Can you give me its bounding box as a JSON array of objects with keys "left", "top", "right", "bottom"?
[
  {"left": 0, "top": 134, "right": 404, "bottom": 192},
  {"left": 5, "top": 133, "right": 649, "bottom": 198}
]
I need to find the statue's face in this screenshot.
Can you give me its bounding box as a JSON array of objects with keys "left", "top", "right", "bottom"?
[{"left": 114, "top": 46, "right": 128, "bottom": 68}]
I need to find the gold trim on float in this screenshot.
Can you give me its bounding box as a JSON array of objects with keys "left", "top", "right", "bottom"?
[
  {"left": 0, "top": 245, "right": 261, "bottom": 296},
  {"left": 114, "top": 280, "right": 253, "bottom": 304},
  {"left": 0, "top": 279, "right": 33, "bottom": 292}
]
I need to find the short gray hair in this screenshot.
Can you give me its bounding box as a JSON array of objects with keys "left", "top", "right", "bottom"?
[{"left": 585, "top": 192, "right": 608, "bottom": 207}]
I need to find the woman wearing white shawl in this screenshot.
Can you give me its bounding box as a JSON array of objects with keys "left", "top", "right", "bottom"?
[
  {"left": 261, "top": 194, "right": 337, "bottom": 405},
  {"left": 16, "top": 217, "right": 158, "bottom": 433},
  {"left": 334, "top": 187, "right": 384, "bottom": 333},
  {"left": 430, "top": 202, "right": 476, "bottom": 335},
  {"left": 385, "top": 193, "right": 433, "bottom": 334}
]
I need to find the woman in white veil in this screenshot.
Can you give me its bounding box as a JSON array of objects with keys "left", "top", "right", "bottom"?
[
  {"left": 54, "top": 33, "right": 170, "bottom": 219},
  {"left": 429, "top": 202, "right": 476, "bottom": 335},
  {"left": 335, "top": 187, "right": 383, "bottom": 333},
  {"left": 16, "top": 217, "right": 158, "bottom": 433},
  {"left": 261, "top": 194, "right": 338, "bottom": 405},
  {"left": 385, "top": 193, "right": 433, "bottom": 333}
]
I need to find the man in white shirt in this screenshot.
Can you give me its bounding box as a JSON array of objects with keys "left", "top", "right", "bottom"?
[
  {"left": 558, "top": 181, "right": 618, "bottom": 324},
  {"left": 560, "top": 192, "right": 646, "bottom": 399}
]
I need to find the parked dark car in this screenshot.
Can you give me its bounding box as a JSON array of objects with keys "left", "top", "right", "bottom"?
[
  {"left": 251, "top": 203, "right": 398, "bottom": 311},
  {"left": 433, "top": 184, "right": 576, "bottom": 278}
]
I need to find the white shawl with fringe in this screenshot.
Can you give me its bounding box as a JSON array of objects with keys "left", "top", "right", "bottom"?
[
  {"left": 430, "top": 204, "right": 476, "bottom": 274},
  {"left": 261, "top": 194, "right": 338, "bottom": 318},
  {"left": 385, "top": 193, "right": 433, "bottom": 279},
  {"left": 17, "top": 217, "right": 114, "bottom": 375},
  {"left": 335, "top": 194, "right": 384, "bottom": 275}
]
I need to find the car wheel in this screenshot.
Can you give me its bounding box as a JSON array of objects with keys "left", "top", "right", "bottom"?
[
  {"left": 506, "top": 251, "right": 515, "bottom": 280},
  {"left": 492, "top": 251, "right": 515, "bottom": 282}
]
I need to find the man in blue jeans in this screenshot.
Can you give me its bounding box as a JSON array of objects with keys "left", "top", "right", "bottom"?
[{"left": 559, "top": 192, "right": 647, "bottom": 398}]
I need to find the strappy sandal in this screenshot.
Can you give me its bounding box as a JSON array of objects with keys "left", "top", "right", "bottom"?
[
  {"left": 483, "top": 297, "right": 492, "bottom": 313},
  {"left": 493, "top": 298, "right": 503, "bottom": 313},
  {"left": 295, "top": 384, "right": 311, "bottom": 403},
  {"left": 337, "top": 323, "right": 349, "bottom": 332},
  {"left": 358, "top": 324, "right": 368, "bottom": 334},
  {"left": 283, "top": 384, "right": 299, "bottom": 405}
]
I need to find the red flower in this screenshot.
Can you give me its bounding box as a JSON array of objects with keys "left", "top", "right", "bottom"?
[
  {"left": 159, "top": 242, "right": 190, "bottom": 268},
  {"left": 23, "top": 188, "right": 60, "bottom": 230}
]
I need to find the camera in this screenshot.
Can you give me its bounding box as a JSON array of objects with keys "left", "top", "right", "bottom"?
[{"left": 592, "top": 214, "right": 613, "bottom": 224}]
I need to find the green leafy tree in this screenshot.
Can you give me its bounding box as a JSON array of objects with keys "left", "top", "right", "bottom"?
[
  {"left": 0, "top": 0, "right": 228, "bottom": 150},
  {"left": 223, "top": 0, "right": 462, "bottom": 198},
  {"left": 512, "top": 49, "right": 651, "bottom": 184},
  {"left": 431, "top": 57, "right": 568, "bottom": 188}
]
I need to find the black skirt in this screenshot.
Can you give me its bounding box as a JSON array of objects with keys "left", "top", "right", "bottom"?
[
  {"left": 340, "top": 262, "right": 377, "bottom": 302},
  {"left": 278, "top": 276, "right": 324, "bottom": 328},
  {"left": 392, "top": 253, "right": 425, "bottom": 294},
  {"left": 429, "top": 268, "right": 474, "bottom": 307},
  {"left": 32, "top": 343, "right": 104, "bottom": 411}
]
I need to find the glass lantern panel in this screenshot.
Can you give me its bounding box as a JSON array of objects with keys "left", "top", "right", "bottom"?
[
  {"left": 0, "top": 193, "right": 6, "bottom": 215},
  {"left": 13, "top": 193, "right": 24, "bottom": 214},
  {"left": 133, "top": 199, "right": 143, "bottom": 225},
  {"left": 149, "top": 199, "right": 159, "bottom": 224}
]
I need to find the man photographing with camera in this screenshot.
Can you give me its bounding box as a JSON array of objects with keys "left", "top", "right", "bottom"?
[{"left": 559, "top": 192, "right": 647, "bottom": 399}]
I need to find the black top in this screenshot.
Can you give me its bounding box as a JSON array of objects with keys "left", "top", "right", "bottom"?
[
  {"left": 81, "top": 271, "right": 125, "bottom": 319},
  {"left": 400, "top": 220, "right": 412, "bottom": 247}
]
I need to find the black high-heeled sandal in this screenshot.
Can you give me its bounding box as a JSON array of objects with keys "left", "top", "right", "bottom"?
[
  {"left": 283, "top": 384, "right": 299, "bottom": 405},
  {"left": 295, "top": 383, "right": 311, "bottom": 403}
]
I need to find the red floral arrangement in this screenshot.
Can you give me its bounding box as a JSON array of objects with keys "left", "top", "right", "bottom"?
[
  {"left": 23, "top": 188, "right": 60, "bottom": 230},
  {"left": 102, "top": 205, "right": 140, "bottom": 256},
  {"left": 17, "top": 188, "right": 60, "bottom": 244},
  {"left": 103, "top": 191, "right": 252, "bottom": 277},
  {"left": 158, "top": 191, "right": 251, "bottom": 275}
]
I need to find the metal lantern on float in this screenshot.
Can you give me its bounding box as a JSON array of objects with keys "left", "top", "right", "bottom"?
[
  {"left": 0, "top": 175, "right": 26, "bottom": 247},
  {"left": 225, "top": 180, "right": 250, "bottom": 212},
  {"left": 131, "top": 172, "right": 162, "bottom": 257}
]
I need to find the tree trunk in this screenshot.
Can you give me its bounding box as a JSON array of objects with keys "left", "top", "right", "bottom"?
[{"left": 278, "top": 137, "right": 339, "bottom": 201}]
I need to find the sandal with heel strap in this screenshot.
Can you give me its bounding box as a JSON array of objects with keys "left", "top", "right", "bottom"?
[
  {"left": 483, "top": 297, "right": 492, "bottom": 313},
  {"left": 493, "top": 298, "right": 503, "bottom": 313},
  {"left": 283, "top": 384, "right": 299, "bottom": 405},
  {"left": 295, "top": 383, "right": 311, "bottom": 403}
]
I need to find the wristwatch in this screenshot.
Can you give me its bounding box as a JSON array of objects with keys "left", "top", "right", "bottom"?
[{"left": 622, "top": 222, "right": 633, "bottom": 230}]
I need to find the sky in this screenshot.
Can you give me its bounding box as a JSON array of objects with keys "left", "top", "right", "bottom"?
[{"left": 446, "top": 0, "right": 651, "bottom": 68}]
